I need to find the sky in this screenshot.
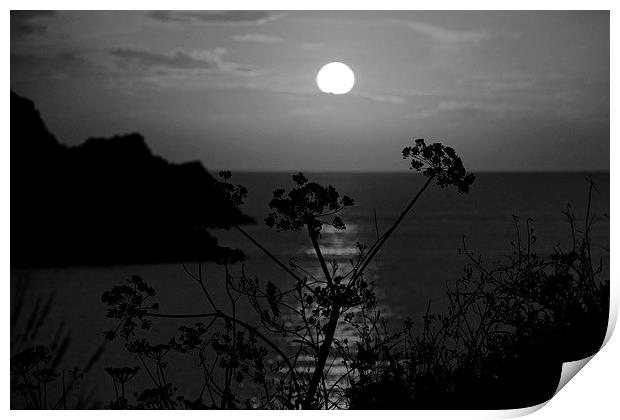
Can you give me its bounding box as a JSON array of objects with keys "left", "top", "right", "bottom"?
[{"left": 10, "top": 10, "right": 610, "bottom": 172}]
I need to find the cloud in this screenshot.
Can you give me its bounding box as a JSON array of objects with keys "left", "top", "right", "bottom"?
[
  {"left": 411, "top": 100, "right": 520, "bottom": 120},
  {"left": 11, "top": 10, "right": 55, "bottom": 36},
  {"left": 11, "top": 51, "right": 93, "bottom": 81},
  {"left": 111, "top": 48, "right": 221, "bottom": 69},
  {"left": 226, "top": 81, "right": 406, "bottom": 105},
  {"left": 232, "top": 78, "right": 407, "bottom": 105},
  {"left": 353, "top": 92, "right": 405, "bottom": 104},
  {"left": 233, "top": 33, "right": 283, "bottom": 44},
  {"left": 148, "top": 10, "right": 281, "bottom": 25},
  {"left": 403, "top": 20, "right": 487, "bottom": 45},
  {"left": 103, "top": 47, "right": 260, "bottom": 91},
  {"left": 287, "top": 92, "right": 406, "bottom": 116},
  {"left": 459, "top": 72, "right": 546, "bottom": 92},
  {"left": 109, "top": 47, "right": 256, "bottom": 75},
  {"left": 473, "top": 78, "right": 537, "bottom": 91}
]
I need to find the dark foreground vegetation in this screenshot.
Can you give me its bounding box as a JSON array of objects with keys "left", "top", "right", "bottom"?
[
  {"left": 346, "top": 184, "right": 608, "bottom": 408},
  {"left": 11, "top": 131, "right": 608, "bottom": 408}
]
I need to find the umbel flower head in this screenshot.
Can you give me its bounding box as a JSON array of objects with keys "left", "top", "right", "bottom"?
[
  {"left": 265, "top": 172, "right": 354, "bottom": 238},
  {"left": 402, "top": 139, "right": 475, "bottom": 194},
  {"left": 215, "top": 170, "right": 248, "bottom": 207}
]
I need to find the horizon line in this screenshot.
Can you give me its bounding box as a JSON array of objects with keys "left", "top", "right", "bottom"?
[{"left": 208, "top": 168, "right": 611, "bottom": 174}]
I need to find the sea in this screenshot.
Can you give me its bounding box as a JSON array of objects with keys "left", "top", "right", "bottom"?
[{"left": 10, "top": 172, "right": 610, "bottom": 407}]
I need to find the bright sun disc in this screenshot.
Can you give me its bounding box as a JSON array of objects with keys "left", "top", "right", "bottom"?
[{"left": 316, "top": 62, "right": 355, "bottom": 95}]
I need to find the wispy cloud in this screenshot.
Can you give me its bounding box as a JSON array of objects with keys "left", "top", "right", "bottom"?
[
  {"left": 353, "top": 92, "right": 405, "bottom": 104},
  {"left": 403, "top": 21, "right": 488, "bottom": 44},
  {"left": 460, "top": 72, "right": 596, "bottom": 93},
  {"left": 111, "top": 48, "right": 221, "bottom": 69},
  {"left": 286, "top": 92, "right": 406, "bottom": 116},
  {"left": 411, "top": 100, "right": 520, "bottom": 120},
  {"left": 109, "top": 47, "right": 256, "bottom": 75},
  {"left": 255, "top": 84, "right": 406, "bottom": 105},
  {"left": 471, "top": 78, "right": 537, "bottom": 91},
  {"left": 11, "top": 11, "right": 55, "bottom": 36},
  {"left": 148, "top": 10, "right": 282, "bottom": 25},
  {"left": 11, "top": 50, "right": 100, "bottom": 81},
  {"left": 176, "top": 78, "right": 406, "bottom": 106},
  {"left": 233, "top": 33, "right": 283, "bottom": 44}
]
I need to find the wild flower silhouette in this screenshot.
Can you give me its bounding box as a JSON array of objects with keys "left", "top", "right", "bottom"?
[
  {"left": 265, "top": 172, "right": 354, "bottom": 236},
  {"left": 402, "top": 139, "right": 475, "bottom": 194},
  {"left": 10, "top": 89, "right": 608, "bottom": 410},
  {"left": 100, "top": 146, "right": 605, "bottom": 409},
  {"left": 11, "top": 134, "right": 608, "bottom": 409},
  {"left": 98, "top": 141, "right": 484, "bottom": 409}
]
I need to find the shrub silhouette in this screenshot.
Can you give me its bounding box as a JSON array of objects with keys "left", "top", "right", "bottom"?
[
  {"left": 99, "top": 145, "right": 607, "bottom": 410},
  {"left": 100, "top": 140, "right": 476, "bottom": 409},
  {"left": 346, "top": 182, "right": 608, "bottom": 409}
]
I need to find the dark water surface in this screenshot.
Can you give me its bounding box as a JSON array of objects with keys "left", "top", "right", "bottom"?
[{"left": 11, "top": 172, "right": 610, "bottom": 406}]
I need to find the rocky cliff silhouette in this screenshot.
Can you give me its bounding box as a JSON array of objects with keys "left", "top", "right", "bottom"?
[{"left": 11, "top": 91, "right": 252, "bottom": 266}]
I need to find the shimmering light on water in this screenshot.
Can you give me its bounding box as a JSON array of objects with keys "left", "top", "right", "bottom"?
[{"left": 11, "top": 172, "right": 610, "bottom": 407}]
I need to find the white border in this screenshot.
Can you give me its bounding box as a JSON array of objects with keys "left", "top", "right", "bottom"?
[{"left": 4, "top": 1, "right": 617, "bottom": 418}]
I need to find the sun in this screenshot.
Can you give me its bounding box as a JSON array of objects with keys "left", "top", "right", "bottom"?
[{"left": 316, "top": 62, "right": 355, "bottom": 95}]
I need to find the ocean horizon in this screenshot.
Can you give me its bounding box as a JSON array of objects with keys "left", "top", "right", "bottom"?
[{"left": 11, "top": 171, "right": 610, "bottom": 407}]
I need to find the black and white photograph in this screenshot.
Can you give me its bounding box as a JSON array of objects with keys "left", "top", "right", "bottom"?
[{"left": 9, "top": 6, "right": 611, "bottom": 411}]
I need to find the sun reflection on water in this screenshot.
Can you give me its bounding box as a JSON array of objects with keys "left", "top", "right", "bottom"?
[{"left": 273, "top": 222, "right": 395, "bottom": 405}]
